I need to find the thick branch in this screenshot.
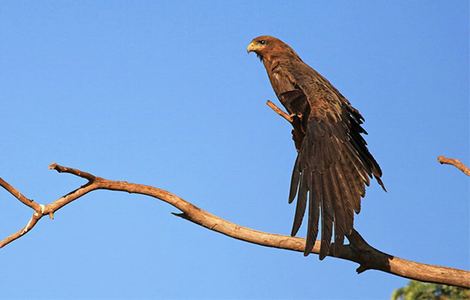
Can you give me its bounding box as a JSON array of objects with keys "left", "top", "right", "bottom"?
[
  {"left": 438, "top": 156, "right": 470, "bottom": 176},
  {"left": 1, "top": 164, "right": 468, "bottom": 288}
]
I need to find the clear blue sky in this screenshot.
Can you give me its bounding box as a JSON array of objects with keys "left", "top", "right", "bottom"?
[{"left": 0, "top": 1, "right": 468, "bottom": 299}]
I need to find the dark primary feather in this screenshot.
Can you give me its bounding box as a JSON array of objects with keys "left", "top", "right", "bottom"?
[{"left": 248, "top": 36, "right": 385, "bottom": 259}]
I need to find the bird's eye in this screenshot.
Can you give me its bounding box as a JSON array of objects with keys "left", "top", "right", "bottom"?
[{"left": 258, "top": 40, "right": 266, "bottom": 45}]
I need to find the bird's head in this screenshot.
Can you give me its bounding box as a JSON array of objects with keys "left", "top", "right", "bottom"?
[{"left": 247, "top": 35, "right": 299, "bottom": 61}]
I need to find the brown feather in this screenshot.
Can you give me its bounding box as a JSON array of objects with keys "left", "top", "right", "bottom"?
[
  {"left": 291, "top": 171, "right": 308, "bottom": 236},
  {"left": 248, "top": 35, "right": 386, "bottom": 258}
]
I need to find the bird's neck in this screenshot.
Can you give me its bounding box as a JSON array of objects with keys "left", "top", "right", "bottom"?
[
  {"left": 262, "top": 52, "right": 301, "bottom": 71},
  {"left": 262, "top": 55, "right": 278, "bottom": 72}
]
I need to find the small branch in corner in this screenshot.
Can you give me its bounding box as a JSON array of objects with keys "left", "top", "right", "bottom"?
[{"left": 437, "top": 156, "right": 470, "bottom": 176}]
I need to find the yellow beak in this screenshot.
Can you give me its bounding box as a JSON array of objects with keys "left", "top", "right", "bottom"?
[{"left": 247, "top": 41, "right": 257, "bottom": 53}]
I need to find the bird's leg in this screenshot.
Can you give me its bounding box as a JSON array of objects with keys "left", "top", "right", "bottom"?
[{"left": 291, "top": 117, "right": 305, "bottom": 151}]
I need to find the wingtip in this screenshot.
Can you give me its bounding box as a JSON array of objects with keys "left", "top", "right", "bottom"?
[
  {"left": 303, "top": 244, "right": 313, "bottom": 256},
  {"left": 288, "top": 194, "right": 295, "bottom": 204},
  {"left": 376, "top": 177, "right": 387, "bottom": 192},
  {"left": 318, "top": 240, "right": 330, "bottom": 260},
  {"left": 318, "top": 244, "right": 328, "bottom": 260},
  {"left": 291, "top": 227, "right": 299, "bottom": 237}
]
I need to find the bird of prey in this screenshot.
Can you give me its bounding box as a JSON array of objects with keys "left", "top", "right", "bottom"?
[{"left": 247, "top": 36, "right": 385, "bottom": 259}]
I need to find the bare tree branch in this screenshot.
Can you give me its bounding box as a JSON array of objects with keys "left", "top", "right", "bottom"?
[
  {"left": 0, "top": 178, "right": 42, "bottom": 211},
  {"left": 1, "top": 163, "right": 468, "bottom": 288},
  {"left": 49, "top": 162, "right": 97, "bottom": 181},
  {"left": 438, "top": 156, "right": 470, "bottom": 176},
  {"left": 266, "top": 100, "right": 293, "bottom": 123}
]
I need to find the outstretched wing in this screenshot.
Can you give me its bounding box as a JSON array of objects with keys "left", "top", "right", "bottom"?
[{"left": 286, "top": 69, "right": 385, "bottom": 259}]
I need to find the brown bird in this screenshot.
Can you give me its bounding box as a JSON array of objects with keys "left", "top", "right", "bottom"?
[{"left": 247, "top": 36, "right": 385, "bottom": 259}]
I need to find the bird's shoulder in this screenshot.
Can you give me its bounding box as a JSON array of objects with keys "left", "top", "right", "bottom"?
[{"left": 271, "top": 57, "right": 357, "bottom": 123}]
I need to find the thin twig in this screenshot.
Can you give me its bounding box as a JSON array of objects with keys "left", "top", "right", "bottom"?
[
  {"left": 266, "top": 100, "right": 293, "bottom": 123},
  {"left": 0, "top": 178, "right": 42, "bottom": 211},
  {"left": 438, "top": 156, "right": 470, "bottom": 176},
  {"left": 49, "top": 162, "right": 97, "bottom": 181},
  {"left": 0, "top": 213, "right": 41, "bottom": 247},
  {"left": 0, "top": 164, "right": 469, "bottom": 288}
]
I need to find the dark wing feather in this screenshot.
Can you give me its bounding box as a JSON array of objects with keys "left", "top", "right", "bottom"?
[
  {"left": 288, "top": 156, "right": 300, "bottom": 203},
  {"left": 285, "top": 64, "right": 385, "bottom": 258},
  {"left": 305, "top": 172, "right": 321, "bottom": 253},
  {"left": 291, "top": 170, "right": 307, "bottom": 236}
]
